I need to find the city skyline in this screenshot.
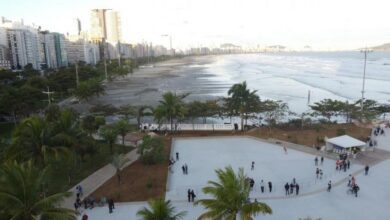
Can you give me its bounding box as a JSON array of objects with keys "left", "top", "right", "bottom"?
[{"left": 1, "top": 0, "right": 390, "bottom": 50}]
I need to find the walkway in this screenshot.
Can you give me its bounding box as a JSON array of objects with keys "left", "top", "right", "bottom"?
[{"left": 61, "top": 149, "right": 139, "bottom": 209}]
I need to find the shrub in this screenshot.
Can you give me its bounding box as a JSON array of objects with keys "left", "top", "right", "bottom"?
[
  {"left": 336, "top": 128, "right": 347, "bottom": 136},
  {"left": 138, "top": 135, "right": 165, "bottom": 164}
]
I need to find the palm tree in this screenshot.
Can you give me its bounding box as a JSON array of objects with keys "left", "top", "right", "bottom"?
[
  {"left": 195, "top": 166, "right": 272, "bottom": 220},
  {"left": 0, "top": 160, "right": 75, "bottom": 220},
  {"left": 227, "top": 81, "right": 259, "bottom": 131},
  {"left": 52, "top": 108, "right": 82, "bottom": 148},
  {"left": 111, "top": 153, "right": 130, "bottom": 184},
  {"left": 99, "top": 125, "right": 119, "bottom": 154},
  {"left": 114, "top": 119, "right": 131, "bottom": 145},
  {"left": 8, "top": 116, "right": 67, "bottom": 166},
  {"left": 154, "top": 92, "right": 187, "bottom": 131},
  {"left": 137, "top": 198, "right": 187, "bottom": 220}
]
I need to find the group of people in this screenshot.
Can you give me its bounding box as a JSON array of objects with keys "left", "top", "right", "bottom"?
[
  {"left": 246, "top": 178, "right": 273, "bottom": 193},
  {"left": 336, "top": 158, "right": 351, "bottom": 172},
  {"left": 314, "top": 156, "right": 324, "bottom": 166},
  {"left": 73, "top": 184, "right": 117, "bottom": 215},
  {"left": 315, "top": 168, "right": 324, "bottom": 179},
  {"left": 187, "top": 189, "right": 196, "bottom": 202},
  {"left": 347, "top": 174, "right": 360, "bottom": 197},
  {"left": 373, "top": 126, "right": 385, "bottom": 136},
  {"left": 284, "top": 178, "right": 300, "bottom": 196}
]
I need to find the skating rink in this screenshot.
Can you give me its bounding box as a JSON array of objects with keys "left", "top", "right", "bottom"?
[{"left": 79, "top": 136, "right": 390, "bottom": 220}]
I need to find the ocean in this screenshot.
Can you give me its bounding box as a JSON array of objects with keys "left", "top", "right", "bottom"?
[{"left": 196, "top": 52, "right": 390, "bottom": 114}]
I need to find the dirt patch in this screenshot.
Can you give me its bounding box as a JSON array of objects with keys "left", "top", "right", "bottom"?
[
  {"left": 91, "top": 138, "right": 171, "bottom": 202},
  {"left": 247, "top": 123, "right": 371, "bottom": 147}
]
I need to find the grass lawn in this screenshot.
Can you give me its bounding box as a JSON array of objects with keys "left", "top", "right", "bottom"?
[{"left": 45, "top": 141, "right": 134, "bottom": 194}]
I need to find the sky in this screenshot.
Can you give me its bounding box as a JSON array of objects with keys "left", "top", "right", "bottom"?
[{"left": 1, "top": 0, "right": 390, "bottom": 50}]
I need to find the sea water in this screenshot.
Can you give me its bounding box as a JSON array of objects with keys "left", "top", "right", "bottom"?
[{"left": 200, "top": 52, "right": 390, "bottom": 114}]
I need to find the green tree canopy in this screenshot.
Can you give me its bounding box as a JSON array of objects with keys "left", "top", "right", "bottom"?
[{"left": 137, "top": 198, "right": 187, "bottom": 220}]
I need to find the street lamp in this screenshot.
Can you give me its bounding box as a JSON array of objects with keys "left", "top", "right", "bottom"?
[{"left": 360, "top": 48, "right": 373, "bottom": 120}]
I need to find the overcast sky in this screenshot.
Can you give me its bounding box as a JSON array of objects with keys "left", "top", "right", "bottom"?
[{"left": 1, "top": 0, "right": 390, "bottom": 50}]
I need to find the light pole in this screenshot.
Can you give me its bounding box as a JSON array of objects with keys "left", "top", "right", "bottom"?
[
  {"left": 360, "top": 48, "right": 372, "bottom": 120},
  {"left": 42, "top": 86, "right": 54, "bottom": 105}
]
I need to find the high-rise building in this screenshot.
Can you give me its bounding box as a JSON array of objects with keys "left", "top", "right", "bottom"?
[
  {"left": 38, "top": 30, "right": 57, "bottom": 69},
  {"left": 65, "top": 32, "right": 100, "bottom": 65},
  {"left": 53, "top": 33, "right": 68, "bottom": 67}
]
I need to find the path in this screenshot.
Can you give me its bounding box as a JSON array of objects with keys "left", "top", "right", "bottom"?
[{"left": 61, "top": 149, "right": 139, "bottom": 209}]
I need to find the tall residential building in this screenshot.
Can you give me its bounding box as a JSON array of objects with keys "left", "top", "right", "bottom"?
[
  {"left": 0, "top": 27, "right": 11, "bottom": 69},
  {"left": 38, "top": 30, "right": 57, "bottom": 69},
  {"left": 65, "top": 33, "right": 100, "bottom": 65},
  {"left": 53, "top": 33, "right": 68, "bottom": 67}
]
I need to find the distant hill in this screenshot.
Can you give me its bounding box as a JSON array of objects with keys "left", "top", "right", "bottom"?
[{"left": 369, "top": 43, "right": 390, "bottom": 51}]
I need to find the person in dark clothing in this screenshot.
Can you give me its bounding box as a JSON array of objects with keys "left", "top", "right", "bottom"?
[
  {"left": 285, "top": 183, "right": 290, "bottom": 195},
  {"left": 320, "top": 156, "right": 324, "bottom": 165},
  {"left": 295, "top": 183, "right": 300, "bottom": 195},
  {"left": 176, "top": 152, "right": 179, "bottom": 160},
  {"left": 314, "top": 157, "right": 318, "bottom": 166},
  {"left": 190, "top": 190, "right": 196, "bottom": 202},
  {"left": 268, "top": 181, "right": 272, "bottom": 192},
  {"left": 84, "top": 199, "right": 88, "bottom": 209},
  {"left": 108, "top": 199, "right": 113, "bottom": 214},
  {"left": 327, "top": 181, "right": 332, "bottom": 192},
  {"left": 347, "top": 160, "right": 350, "bottom": 169},
  {"left": 187, "top": 189, "right": 191, "bottom": 202},
  {"left": 184, "top": 164, "right": 188, "bottom": 174},
  {"left": 251, "top": 161, "right": 255, "bottom": 171},
  {"left": 290, "top": 183, "right": 294, "bottom": 194},
  {"left": 343, "top": 162, "right": 347, "bottom": 172},
  {"left": 250, "top": 178, "right": 255, "bottom": 188},
  {"left": 365, "top": 165, "right": 369, "bottom": 175},
  {"left": 260, "top": 180, "right": 265, "bottom": 193},
  {"left": 181, "top": 165, "right": 185, "bottom": 174},
  {"left": 316, "top": 168, "right": 319, "bottom": 179},
  {"left": 353, "top": 184, "right": 360, "bottom": 197}
]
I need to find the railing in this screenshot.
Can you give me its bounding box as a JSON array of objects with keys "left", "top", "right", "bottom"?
[{"left": 141, "top": 123, "right": 241, "bottom": 131}]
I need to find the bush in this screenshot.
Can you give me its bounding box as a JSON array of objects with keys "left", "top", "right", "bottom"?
[
  {"left": 138, "top": 135, "right": 165, "bottom": 165},
  {"left": 317, "top": 136, "right": 325, "bottom": 144},
  {"left": 336, "top": 128, "right": 347, "bottom": 136}
]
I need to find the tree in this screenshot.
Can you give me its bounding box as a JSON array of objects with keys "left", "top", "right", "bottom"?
[
  {"left": 154, "top": 92, "right": 187, "bottom": 131},
  {"left": 81, "top": 115, "right": 104, "bottom": 137},
  {"left": 114, "top": 119, "right": 132, "bottom": 145},
  {"left": 110, "top": 153, "right": 130, "bottom": 184},
  {"left": 227, "top": 81, "right": 260, "bottom": 130},
  {"left": 8, "top": 116, "right": 67, "bottom": 166},
  {"left": 137, "top": 198, "right": 187, "bottom": 220},
  {"left": 99, "top": 125, "right": 119, "bottom": 154},
  {"left": 195, "top": 166, "right": 272, "bottom": 220},
  {"left": 262, "top": 100, "right": 289, "bottom": 127},
  {"left": 0, "top": 161, "right": 75, "bottom": 220},
  {"left": 138, "top": 135, "right": 165, "bottom": 165},
  {"left": 74, "top": 78, "right": 105, "bottom": 101},
  {"left": 310, "top": 99, "right": 344, "bottom": 122}
]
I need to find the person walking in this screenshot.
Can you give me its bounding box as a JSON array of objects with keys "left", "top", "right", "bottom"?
[
  {"left": 321, "top": 156, "right": 324, "bottom": 165},
  {"left": 319, "top": 169, "right": 323, "bottom": 180},
  {"left": 187, "top": 189, "right": 191, "bottom": 202},
  {"left": 260, "top": 180, "right": 265, "bottom": 193},
  {"left": 348, "top": 174, "right": 352, "bottom": 186},
  {"left": 315, "top": 157, "right": 318, "bottom": 166},
  {"left": 347, "top": 160, "right": 350, "bottom": 169},
  {"left": 176, "top": 152, "right": 179, "bottom": 160},
  {"left": 181, "top": 165, "right": 185, "bottom": 174},
  {"left": 285, "top": 182, "right": 290, "bottom": 195},
  {"left": 327, "top": 181, "right": 332, "bottom": 192},
  {"left": 184, "top": 164, "right": 188, "bottom": 174},
  {"left": 283, "top": 145, "right": 288, "bottom": 154},
  {"left": 316, "top": 168, "right": 320, "bottom": 179},
  {"left": 295, "top": 183, "right": 300, "bottom": 195},
  {"left": 365, "top": 165, "right": 369, "bottom": 175},
  {"left": 290, "top": 182, "right": 294, "bottom": 194},
  {"left": 251, "top": 161, "right": 255, "bottom": 171},
  {"left": 268, "top": 181, "right": 272, "bottom": 192},
  {"left": 82, "top": 214, "right": 88, "bottom": 220}
]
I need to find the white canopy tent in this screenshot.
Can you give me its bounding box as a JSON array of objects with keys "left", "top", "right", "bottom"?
[{"left": 326, "top": 135, "right": 367, "bottom": 154}]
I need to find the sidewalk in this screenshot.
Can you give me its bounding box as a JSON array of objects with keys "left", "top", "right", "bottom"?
[{"left": 61, "top": 149, "right": 139, "bottom": 209}]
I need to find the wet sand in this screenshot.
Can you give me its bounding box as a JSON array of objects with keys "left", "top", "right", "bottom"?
[{"left": 64, "top": 55, "right": 229, "bottom": 113}]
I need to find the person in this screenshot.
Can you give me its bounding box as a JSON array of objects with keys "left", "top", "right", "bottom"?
[
  {"left": 319, "top": 169, "right": 323, "bottom": 180},
  {"left": 285, "top": 182, "right": 290, "bottom": 195},
  {"left": 320, "top": 156, "right": 324, "bottom": 165},
  {"left": 343, "top": 162, "right": 347, "bottom": 172},
  {"left": 108, "top": 199, "right": 114, "bottom": 214},
  {"left": 295, "top": 183, "right": 300, "bottom": 195},
  {"left": 315, "top": 157, "right": 318, "bottom": 166},
  {"left": 185, "top": 164, "right": 188, "bottom": 174},
  {"left": 190, "top": 190, "right": 196, "bottom": 202},
  {"left": 353, "top": 184, "right": 360, "bottom": 197},
  {"left": 251, "top": 161, "right": 255, "bottom": 171},
  {"left": 348, "top": 174, "right": 352, "bottom": 186},
  {"left": 292, "top": 178, "right": 296, "bottom": 185},
  {"left": 316, "top": 168, "right": 319, "bottom": 179},
  {"left": 352, "top": 176, "right": 356, "bottom": 186},
  {"left": 176, "top": 152, "right": 179, "bottom": 160},
  {"left": 268, "top": 181, "right": 272, "bottom": 192},
  {"left": 250, "top": 178, "right": 255, "bottom": 188},
  {"left": 181, "top": 165, "right": 185, "bottom": 174},
  {"left": 260, "top": 180, "right": 265, "bottom": 193},
  {"left": 283, "top": 145, "right": 288, "bottom": 154},
  {"left": 82, "top": 214, "right": 88, "bottom": 220},
  {"left": 290, "top": 182, "right": 294, "bottom": 194},
  {"left": 347, "top": 160, "right": 350, "bottom": 169},
  {"left": 365, "top": 165, "right": 369, "bottom": 175},
  {"left": 327, "top": 181, "right": 332, "bottom": 192},
  {"left": 74, "top": 202, "right": 79, "bottom": 213},
  {"left": 187, "top": 189, "right": 191, "bottom": 202}
]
